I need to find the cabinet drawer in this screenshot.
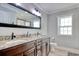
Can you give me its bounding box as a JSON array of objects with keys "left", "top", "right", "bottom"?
[
  {"left": 25, "top": 41, "right": 35, "bottom": 50},
  {"left": 23, "top": 47, "right": 35, "bottom": 56},
  {"left": 42, "top": 39, "right": 49, "bottom": 43},
  {"left": 0, "top": 44, "right": 25, "bottom": 56},
  {"left": 36, "top": 39, "right": 42, "bottom": 45},
  {"left": 15, "top": 53, "right": 23, "bottom": 56},
  {"left": 37, "top": 39, "right": 42, "bottom": 43},
  {"left": 37, "top": 45, "right": 41, "bottom": 50},
  {"left": 37, "top": 50, "right": 42, "bottom": 56},
  {"left": 21, "top": 41, "right": 35, "bottom": 52}
]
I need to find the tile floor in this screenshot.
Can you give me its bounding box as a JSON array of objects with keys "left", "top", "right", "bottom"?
[
  {"left": 49, "top": 46, "right": 79, "bottom": 56},
  {"left": 49, "top": 48, "right": 68, "bottom": 56}
]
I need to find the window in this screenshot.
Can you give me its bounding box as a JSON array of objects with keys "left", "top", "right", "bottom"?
[
  {"left": 17, "top": 20, "right": 25, "bottom": 26},
  {"left": 25, "top": 21, "right": 31, "bottom": 26},
  {"left": 58, "top": 15, "right": 72, "bottom": 35},
  {"left": 33, "top": 21, "right": 40, "bottom": 28}
]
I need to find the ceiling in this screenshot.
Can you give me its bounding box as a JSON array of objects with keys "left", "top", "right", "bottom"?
[{"left": 33, "top": 3, "right": 79, "bottom": 14}]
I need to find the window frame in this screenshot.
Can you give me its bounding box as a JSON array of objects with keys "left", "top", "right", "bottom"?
[
  {"left": 33, "top": 21, "right": 40, "bottom": 28},
  {"left": 57, "top": 15, "right": 72, "bottom": 36}
]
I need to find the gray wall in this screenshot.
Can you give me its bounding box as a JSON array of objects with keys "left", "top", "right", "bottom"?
[{"left": 47, "top": 7, "right": 79, "bottom": 49}]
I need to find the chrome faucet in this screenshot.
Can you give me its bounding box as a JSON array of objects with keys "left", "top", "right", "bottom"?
[
  {"left": 26, "top": 32, "right": 31, "bottom": 37},
  {"left": 36, "top": 32, "right": 40, "bottom": 36},
  {"left": 11, "top": 32, "right": 16, "bottom": 40},
  {"left": 26, "top": 32, "right": 29, "bottom": 37}
]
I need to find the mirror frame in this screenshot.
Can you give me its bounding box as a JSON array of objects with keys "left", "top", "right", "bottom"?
[{"left": 0, "top": 3, "right": 41, "bottom": 29}]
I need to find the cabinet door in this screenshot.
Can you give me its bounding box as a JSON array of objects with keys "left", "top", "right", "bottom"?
[
  {"left": 25, "top": 41, "right": 35, "bottom": 50},
  {"left": 42, "top": 38, "right": 50, "bottom": 56},
  {"left": 37, "top": 44, "right": 42, "bottom": 56},
  {"left": 42, "top": 43, "right": 46, "bottom": 56},
  {"left": 46, "top": 39, "right": 50, "bottom": 55},
  {"left": 45, "top": 38, "right": 50, "bottom": 56},
  {"left": 36, "top": 39, "right": 42, "bottom": 56},
  {"left": 0, "top": 44, "right": 25, "bottom": 56},
  {"left": 23, "top": 47, "right": 35, "bottom": 56},
  {"left": 15, "top": 53, "right": 23, "bottom": 56}
]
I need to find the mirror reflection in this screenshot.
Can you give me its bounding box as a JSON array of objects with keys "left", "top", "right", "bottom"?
[{"left": 0, "top": 3, "right": 41, "bottom": 28}]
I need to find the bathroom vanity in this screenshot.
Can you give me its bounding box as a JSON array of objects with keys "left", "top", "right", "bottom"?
[
  {"left": 0, "top": 3, "right": 50, "bottom": 56},
  {"left": 0, "top": 36, "right": 50, "bottom": 56}
]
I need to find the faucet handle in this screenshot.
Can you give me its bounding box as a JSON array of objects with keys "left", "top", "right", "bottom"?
[
  {"left": 37, "top": 32, "right": 40, "bottom": 36},
  {"left": 11, "top": 32, "right": 16, "bottom": 40}
]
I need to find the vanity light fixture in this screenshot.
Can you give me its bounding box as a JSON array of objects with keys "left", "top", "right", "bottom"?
[
  {"left": 32, "top": 8, "right": 41, "bottom": 16},
  {"left": 25, "top": 12, "right": 28, "bottom": 14},
  {"left": 15, "top": 3, "right": 21, "bottom": 6},
  {"left": 36, "top": 11, "right": 41, "bottom": 16}
]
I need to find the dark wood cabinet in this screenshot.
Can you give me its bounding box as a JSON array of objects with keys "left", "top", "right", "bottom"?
[
  {"left": 23, "top": 47, "right": 35, "bottom": 56},
  {"left": 36, "top": 39, "right": 42, "bottom": 56},
  {"left": 0, "top": 43, "right": 25, "bottom": 56},
  {"left": 23, "top": 40, "right": 36, "bottom": 56},
  {"left": 0, "top": 37, "right": 50, "bottom": 56},
  {"left": 42, "top": 38, "right": 50, "bottom": 56},
  {"left": 46, "top": 38, "right": 50, "bottom": 55}
]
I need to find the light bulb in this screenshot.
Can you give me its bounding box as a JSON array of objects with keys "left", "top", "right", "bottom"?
[
  {"left": 32, "top": 9, "right": 41, "bottom": 16},
  {"left": 15, "top": 3, "right": 21, "bottom": 6}
]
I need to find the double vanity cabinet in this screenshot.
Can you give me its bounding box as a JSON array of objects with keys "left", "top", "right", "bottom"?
[{"left": 0, "top": 36, "right": 50, "bottom": 56}]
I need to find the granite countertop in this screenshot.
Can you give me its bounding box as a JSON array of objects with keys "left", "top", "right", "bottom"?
[{"left": 0, "top": 35, "right": 49, "bottom": 50}]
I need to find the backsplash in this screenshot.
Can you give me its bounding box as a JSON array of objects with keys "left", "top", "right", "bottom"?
[
  {"left": 0, "top": 32, "right": 41, "bottom": 41},
  {"left": 0, "top": 34, "right": 28, "bottom": 41},
  {"left": 0, "top": 36, "right": 11, "bottom": 41},
  {"left": 0, "top": 35, "right": 25, "bottom": 41}
]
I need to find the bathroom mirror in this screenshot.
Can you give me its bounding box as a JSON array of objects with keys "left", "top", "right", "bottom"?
[{"left": 0, "top": 3, "right": 41, "bottom": 29}]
